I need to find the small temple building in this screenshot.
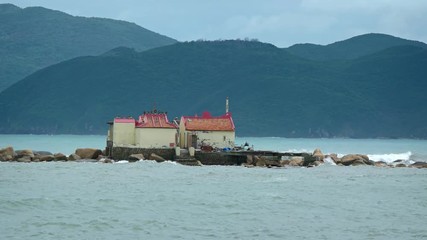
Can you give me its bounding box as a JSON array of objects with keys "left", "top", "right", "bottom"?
[
  {"left": 107, "top": 110, "right": 178, "bottom": 148},
  {"left": 135, "top": 111, "right": 178, "bottom": 148},
  {"left": 179, "top": 112, "right": 235, "bottom": 149},
  {"left": 107, "top": 98, "right": 235, "bottom": 151}
]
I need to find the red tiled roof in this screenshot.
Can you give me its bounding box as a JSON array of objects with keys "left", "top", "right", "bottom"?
[
  {"left": 136, "top": 113, "right": 177, "bottom": 129},
  {"left": 181, "top": 112, "right": 235, "bottom": 131}
]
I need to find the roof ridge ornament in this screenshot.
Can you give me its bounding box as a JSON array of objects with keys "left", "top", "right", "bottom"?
[
  {"left": 152, "top": 102, "right": 157, "bottom": 113},
  {"left": 226, "top": 96, "right": 229, "bottom": 114}
]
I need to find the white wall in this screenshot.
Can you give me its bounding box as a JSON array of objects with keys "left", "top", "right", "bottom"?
[
  {"left": 195, "top": 131, "right": 235, "bottom": 148},
  {"left": 135, "top": 128, "right": 177, "bottom": 148},
  {"left": 180, "top": 130, "right": 235, "bottom": 149}
]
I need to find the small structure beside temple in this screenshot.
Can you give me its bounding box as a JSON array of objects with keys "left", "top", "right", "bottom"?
[{"left": 108, "top": 117, "right": 136, "bottom": 147}]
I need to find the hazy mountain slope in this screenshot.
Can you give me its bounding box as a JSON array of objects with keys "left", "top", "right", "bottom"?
[
  {"left": 0, "top": 40, "right": 312, "bottom": 134},
  {"left": 0, "top": 3, "right": 177, "bottom": 92},
  {"left": 338, "top": 45, "right": 427, "bottom": 137},
  {"left": 0, "top": 40, "right": 426, "bottom": 138},
  {"left": 286, "top": 33, "right": 427, "bottom": 61}
]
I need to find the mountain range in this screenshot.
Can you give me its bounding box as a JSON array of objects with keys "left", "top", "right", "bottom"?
[
  {"left": 287, "top": 33, "right": 427, "bottom": 60},
  {"left": 0, "top": 4, "right": 426, "bottom": 138},
  {"left": 0, "top": 3, "right": 177, "bottom": 92},
  {"left": 0, "top": 33, "right": 426, "bottom": 138}
]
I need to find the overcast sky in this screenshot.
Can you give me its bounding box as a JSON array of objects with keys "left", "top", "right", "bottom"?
[{"left": 3, "top": 0, "right": 427, "bottom": 47}]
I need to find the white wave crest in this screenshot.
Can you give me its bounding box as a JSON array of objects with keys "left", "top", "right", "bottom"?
[
  {"left": 281, "top": 148, "right": 311, "bottom": 153},
  {"left": 115, "top": 160, "right": 129, "bottom": 164},
  {"left": 323, "top": 156, "right": 336, "bottom": 165},
  {"left": 163, "top": 160, "right": 178, "bottom": 165},
  {"left": 367, "top": 151, "right": 412, "bottom": 164}
]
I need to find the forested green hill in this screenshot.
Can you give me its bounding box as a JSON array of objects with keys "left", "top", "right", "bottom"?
[
  {"left": 286, "top": 33, "right": 427, "bottom": 60},
  {"left": 1, "top": 37, "right": 426, "bottom": 138},
  {"left": 0, "top": 3, "right": 177, "bottom": 92}
]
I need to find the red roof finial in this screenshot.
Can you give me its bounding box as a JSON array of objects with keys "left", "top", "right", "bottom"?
[{"left": 202, "top": 111, "right": 212, "bottom": 118}]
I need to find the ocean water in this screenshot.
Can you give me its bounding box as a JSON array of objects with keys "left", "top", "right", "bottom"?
[
  {"left": 1, "top": 135, "right": 427, "bottom": 239},
  {"left": 1, "top": 161, "right": 427, "bottom": 239}
]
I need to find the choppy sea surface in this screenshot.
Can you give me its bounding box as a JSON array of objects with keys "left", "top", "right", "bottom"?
[{"left": 1, "top": 135, "right": 427, "bottom": 239}]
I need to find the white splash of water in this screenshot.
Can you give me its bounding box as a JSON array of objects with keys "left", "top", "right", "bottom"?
[
  {"left": 115, "top": 160, "right": 129, "bottom": 164},
  {"left": 367, "top": 151, "right": 412, "bottom": 164},
  {"left": 323, "top": 156, "right": 336, "bottom": 165},
  {"left": 163, "top": 160, "right": 178, "bottom": 165},
  {"left": 281, "top": 148, "right": 312, "bottom": 153}
]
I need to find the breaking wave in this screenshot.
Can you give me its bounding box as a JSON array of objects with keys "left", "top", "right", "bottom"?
[
  {"left": 323, "top": 156, "right": 336, "bottom": 165},
  {"left": 115, "top": 160, "right": 129, "bottom": 164},
  {"left": 367, "top": 151, "right": 412, "bottom": 164}
]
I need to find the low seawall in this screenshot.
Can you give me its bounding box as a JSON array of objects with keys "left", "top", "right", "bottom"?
[
  {"left": 195, "top": 152, "right": 247, "bottom": 165},
  {"left": 195, "top": 151, "right": 314, "bottom": 166},
  {"left": 110, "top": 147, "right": 313, "bottom": 165},
  {"left": 111, "top": 147, "right": 175, "bottom": 160}
]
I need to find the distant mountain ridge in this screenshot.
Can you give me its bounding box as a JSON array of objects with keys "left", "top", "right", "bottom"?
[
  {"left": 0, "top": 35, "right": 426, "bottom": 138},
  {"left": 286, "top": 33, "right": 427, "bottom": 60},
  {"left": 0, "top": 3, "right": 177, "bottom": 92}
]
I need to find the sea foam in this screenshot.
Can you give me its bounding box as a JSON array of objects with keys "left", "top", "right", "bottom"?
[
  {"left": 323, "top": 156, "right": 337, "bottom": 165},
  {"left": 115, "top": 160, "right": 129, "bottom": 164},
  {"left": 367, "top": 151, "right": 412, "bottom": 163}
]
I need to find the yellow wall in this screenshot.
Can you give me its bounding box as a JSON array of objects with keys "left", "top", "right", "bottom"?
[
  {"left": 112, "top": 123, "right": 135, "bottom": 146},
  {"left": 135, "top": 128, "right": 177, "bottom": 148},
  {"left": 112, "top": 118, "right": 234, "bottom": 149}
]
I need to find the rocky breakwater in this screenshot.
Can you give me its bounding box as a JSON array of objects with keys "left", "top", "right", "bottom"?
[
  {"left": 243, "top": 148, "right": 427, "bottom": 169},
  {"left": 327, "top": 153, "right": 427, "bottom": 168},
  {"left": 0, "top": 146, "right": 113, "bottom": 163},
  {"left": 2, "top": 145, "right": 427, "bottom": 168},
  {"left": 243, "top": 148, "right": 324, "bottom": 168},
  {"left": 0, "top": 146, "right": 189, "bottom": 165}
]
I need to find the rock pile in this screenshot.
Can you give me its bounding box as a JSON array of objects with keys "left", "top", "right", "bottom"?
[
  {"left": 335, "top": 154, "right": 373, "bottom": 166},
  {"left": 0, "top": 145, "right": 185, "bottom": 165},
  {"left": 243, "top": 149, "right": 426, "bottom": 169},
  {"left": 0, "top": 146, "right": 109, "bottom": 163},
  {"left": 75, "top": 148, "right": 103, "bottom": 159}
]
